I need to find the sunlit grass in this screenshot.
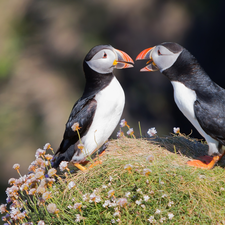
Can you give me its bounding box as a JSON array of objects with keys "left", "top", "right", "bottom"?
[{"left": 1, "top": 122, "right": 225, "bottom": 224}]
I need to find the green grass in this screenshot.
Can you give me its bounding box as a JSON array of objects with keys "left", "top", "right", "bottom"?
[{"left": 1, "top": 133, "right": 225, "bottom": 224}]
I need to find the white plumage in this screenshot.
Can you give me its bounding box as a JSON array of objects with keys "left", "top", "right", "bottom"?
[
  {"left": 72, "top": 77, "right": 125, "bottom": 162},
  {"left": 172, "top": 81, "right": 219, "bottom": 155}
]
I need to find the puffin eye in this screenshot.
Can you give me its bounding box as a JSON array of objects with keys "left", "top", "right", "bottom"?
[
  {"left": 103, "top": 52, "right": 107, "bottom": 58},
  {"left": 158, "top": 49, "right": 161, "bottom": 55}
]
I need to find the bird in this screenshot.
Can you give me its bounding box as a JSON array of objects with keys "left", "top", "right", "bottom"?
[
  {"left": 52, "top": 45, "right": 134, "bottom": 170},
  {"left": 136, "top": 42, "right": 225, "bottom": 169}
]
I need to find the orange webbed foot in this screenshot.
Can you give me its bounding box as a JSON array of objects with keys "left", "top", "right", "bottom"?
[
  {"left": 187, "top": 156, "right": 220, "bottom": 169},
  {"left": 88, "top": 160, "right": 103, "bottom": 169},
  {"left": 74, "top": 163, "right": 87, "bottom": 171}
]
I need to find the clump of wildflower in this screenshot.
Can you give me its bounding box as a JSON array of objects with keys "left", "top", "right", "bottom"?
[
  {"left": 147, "top": 215, "right": 156, "bottom": 223},
  {"left": 68, "top": 204, "right": 73, "bottom": 209},
  {"left": 117, "top": 130, "right": 124, "bottom": 138},
  {"left": 0, "top": 204, "right": 7, "bottom": 214},
  {"left": 42, "top": 191, "right": 52, "bottom": 201},
  {"left": 149, "top": 190, "right": 154, "bottom": 195},
  {"left": 77, "top": 143, "right": 84, "bottom": 150},
  {"left": 38, "top": 221, "right": 45, "bottom": 225},
  {"left": 75, "top": 214, "right": 82, "bottom": 222},
  {"left": 35, "top": 148, "right": 46, "bottom": 159},
  {"left": 168, "top": 201, "right": 174, "bottom": 207},
  {"left": 146, "top": 155, "right": 154, "bottom": 162},
  {"left": 108, "top": 189, "right": 115, "bottom": 198},
  {"left": 12, "top": 164, "right": 20, "bottom": 170},
  {"left": 47, "top": 203, "right": 58, "bottom": 214},
  {"left": 37, "top": 186, "right": 46, "bottom": 194},
  {"left": 117, "top": 198, "right": 127, "bottom": 207},
  {"left": 125, "top": 192, "right": 131, "bottom": 197},
  {"left": 43, "top": 143, "right": 52, "bottom": 151},
  {"left": 48, "top": 168, "right": 57, "bottom": 177},
  {"left": 17, "top": 211, "right": 27, "bottom": 220},
  {"left": 120, "top": 119, "right": 127, "bottom": 127},
  {"left": 143, "top": 195, "right": 150, "bottom": 202},
  {"left": 124, "top": 164, "right": 133, "bottom": 171},
  {"left": 147, "top": 127, "right": 157, "bottom": 137},
  {"left": 45, "top": 154, "right": 53, "bottom": 161},
  {"left": 35, "top": 158, "right": 46, "bottom": 168},
  {"left": 68, "top": 181, "right": 75, "bottom": 190},
  {"left": 108, "top": 199, "right": 117, "bottom": 208},
  {"left": 168, "top": 212, "right": 174, "bottom": 220},
  {"left": 113, "top": 209, "right": 120, "bottom": 217},
  {"left": 90, "top": 193, "right": 101, "bottom": 203},
  {"left": 82, "top": 193, "right": 89, "bottom": 201},
  {"left": 59, "top": 161, "right": 68, "bottom": 172},
  {"left": 35, "top": 171, "right": 44, "bottom": 180},
  {"left": 155, "top": 209, "right": 161, "bottom": 214},
  {"left": 103, "top": 200, "right": 111, "bottom": 208},
  {"left": 173, "top": 127, "right": 180, "bottom": 134},
  {"left": 162, "top": 194, "right": 167, "bottom": 198},
  {"left": 159, "top": 217, "right": 166, "bottom": 223},
  {"left": 6, "top": 185, "right": 19, "bottom": 199},
  {"left": 71, "top": 122, "right": 80, "bottom": 131},
  {"left": 127, "top": 128, "right": 134, "bottom": 136},
  {"left": 8, "top": 178, "right": 16, "bottom": 186},
  {"left": 137, "top": 188, "right": 143, "bottom": 194},
  {"left": 135, "top": 199, "right": 142, "bottom": 205},
  {"left": 143, "top": 168, "right": 152, "bottom": 176},
  {"left": 20, "top": 183, "right": 29, "bottom": 192},
  {"left": 28, "top": 164, "right": 36, "bottom": 172},
  {"left": 28, "top": 188, "right": 36, "bottom": 195},
  {"left": 74, "top": 203, "right": 82, "bottom": 210}
]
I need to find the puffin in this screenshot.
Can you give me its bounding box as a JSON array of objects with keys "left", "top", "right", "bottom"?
[
  {"left": 52, "top": 45, "right": 134, "bottom": 170},
  {"left": 136, "top": 42, "right": 225, "bottom": 169}
]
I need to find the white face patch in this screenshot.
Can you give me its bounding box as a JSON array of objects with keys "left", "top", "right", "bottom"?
[
  {"left": 152, "top": 45, "right": 182, "bottom": 72},
  {"left": 86, "top": 49, "right": 116, "bottom": 74}
]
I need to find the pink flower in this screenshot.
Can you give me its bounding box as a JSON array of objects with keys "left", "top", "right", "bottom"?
[
  {"left": 127, "top": 128, "right": 134, "bottom": 136},
  {"left": 120, "top": 119, "right": 127, "bottom": 127},
  {"left": 59, "top": 161, "right": 68, "bottom": 171},
  {"left": 12, "top": 164, "right": 20, "bottom": 170},
  {"left": 173, "top": 127, "right": 180, "bottom": 134},
  {"left": 117, "top": 198, "right": 127, "bottom": 207},
  {"left": 47, "top": 203, "right": 57, "bottom": 214},
  {"left": 147, "top": 127, "right": 157, "bottom": 137}
]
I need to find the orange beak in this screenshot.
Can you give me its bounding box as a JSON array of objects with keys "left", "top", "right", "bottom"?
[
  {"left": 136, "top": 47, "right": 158, "bottom": 72},
  {"left": 113, "top": 49, "right": 134, "bottom": 69}
]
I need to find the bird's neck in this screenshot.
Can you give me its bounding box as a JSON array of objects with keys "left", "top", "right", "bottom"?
[
  {"left": 162, "top": 50, "right": 212, "bottom": 90},
  {"left": 81, "top": 61, "right": 114, "bottom": 99}
]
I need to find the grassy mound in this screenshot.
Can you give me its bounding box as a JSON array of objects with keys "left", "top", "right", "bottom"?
[{"left": 1, "top": 134, "right": 225, "bottom": 224}]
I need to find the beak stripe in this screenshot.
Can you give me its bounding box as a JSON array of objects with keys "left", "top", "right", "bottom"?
[
  {"left": 136, "top": 47, "right": 154, "bottom": 60},
  {"left": 115, "top": 49, "right": 134, "bottom": 64}
]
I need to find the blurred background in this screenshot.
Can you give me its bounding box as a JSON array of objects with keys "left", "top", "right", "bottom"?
[{"left": 0, "top": 0, "right": 225, "bottom": 208}]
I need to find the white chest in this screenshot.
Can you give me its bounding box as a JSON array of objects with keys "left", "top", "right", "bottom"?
[
  {"left": 171, "top": 81, "right": 197, "bottom": 121},
  {"left": 80, "top": 76, "right": 125, "bottom": 156},
  {"left": 171, "top": 81, "right": 219, "bottom": 155}
]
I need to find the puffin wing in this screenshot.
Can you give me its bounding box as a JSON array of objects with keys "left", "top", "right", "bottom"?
[
  {"left": 56, "top": 95, "right": 97, "bottom": 155},
  {"left": 194, "top": 97, "right": 225, "bottom": 145}
]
